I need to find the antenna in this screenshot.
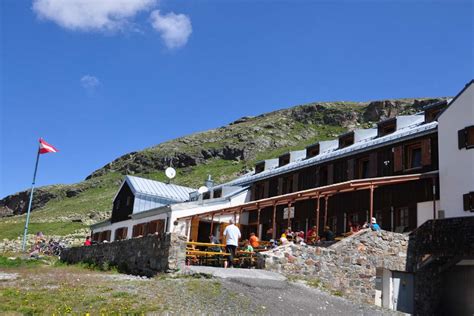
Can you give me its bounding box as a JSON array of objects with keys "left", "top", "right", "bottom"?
[{"left": 165, "top": 167, "right": 176, "bottom": 184}]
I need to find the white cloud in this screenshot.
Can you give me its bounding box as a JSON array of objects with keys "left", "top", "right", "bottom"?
[
  {"left": 32, "top": 0, "right": 157, "bottom": 32},
  {"left": 80, "top": 75, "right": 100, "bottom": 89},
  {"left": 150, "top": 10, "right": 192, "bottom": 49}
]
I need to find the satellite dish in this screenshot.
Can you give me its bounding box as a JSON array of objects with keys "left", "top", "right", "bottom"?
[
  {"left": 198, "top": 186, "right": 209, "bottom": 194},
  {"left": 165, "top": 167, "right": 176, "bottom": 179}
]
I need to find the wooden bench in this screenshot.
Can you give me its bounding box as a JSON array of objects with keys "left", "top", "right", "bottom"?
[{"left": 186, "top": 241, "right": 257, "bottom": 267}]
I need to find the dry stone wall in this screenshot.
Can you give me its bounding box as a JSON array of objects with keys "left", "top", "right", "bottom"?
[
  {"left": 257, "top": 229, "right": 408, "bottom": 304},
  {"left": 60, "top": 233, "right": 187, "bottom": 277}
]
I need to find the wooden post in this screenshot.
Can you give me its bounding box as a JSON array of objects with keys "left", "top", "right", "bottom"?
[
  {"left": 369, "top": 185, "right": 374, "bottom": 224},
  {"left": 324, "top": 195, "right": 329, "bottom": 227},
  {"left": 257, "top": 207, "right": 261, "bottom": 239},
  {"left": 432, "top": 177, "right": 437, "bottom": 220},
  {"left": 287, "top": 201, "right": 292, "bottom": 230},
  {"left": 315, "top": 194, "right": 321, "bottom": 237},
  {"left": 210, "top": 213, "right": 214, "bottom": 236},
  {"left": 272, "top": 203, "right": 277, "bottom": 239}
]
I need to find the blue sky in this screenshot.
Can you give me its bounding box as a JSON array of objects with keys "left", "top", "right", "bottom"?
[{"left": 1, "top": 0, "right": 472, "bottom": 197}]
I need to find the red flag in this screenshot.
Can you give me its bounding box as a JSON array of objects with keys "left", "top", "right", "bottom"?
[{"left": 39, "top": 138, "right": 59, "bottom": 154}]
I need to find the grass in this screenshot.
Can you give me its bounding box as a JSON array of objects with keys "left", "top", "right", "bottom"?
[
  {"left": 0, "top": 264, "right": 250, "bottom": 315},
  {"left": 0, "top": 256, "right": 42, "bottom": 268},
  {"left": 0, "top": 221, "right": 87, "bottom": 240}
]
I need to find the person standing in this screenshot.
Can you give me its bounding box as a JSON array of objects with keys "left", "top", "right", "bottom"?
[
  {"left": 223, "top": 219, "right": 241, "bottom": 268},
  {"left": 84, "top": 236, "right": 92, "bottom": 246}
]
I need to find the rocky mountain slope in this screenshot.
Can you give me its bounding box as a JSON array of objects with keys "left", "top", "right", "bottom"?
[{"left": 0, "top": 97, "right": 445, "bottom": 241}]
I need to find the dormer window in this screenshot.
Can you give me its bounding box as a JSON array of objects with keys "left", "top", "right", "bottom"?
[
  {"left": 424, "top": 101, "right": 448, "bottom": 123},
  {"left": 306, "top": 144, "right": 320, "bottom": 158},
  {"left": 339, "top": 132, "right": 354, "bottom": 149},
  {"left": 255, "top": 162, "right": 265, "bottom": 174},
  {"left": 377, "top": 118, "right": 397, "bottom": 137},
  {"left": 279, "top": 154, "right": 290, "bottom": 167}
]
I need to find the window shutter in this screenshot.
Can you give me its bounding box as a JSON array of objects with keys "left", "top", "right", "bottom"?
[
  {"left": 264, "top": 181, "right": 270, "bottom": 198},
  {"left": 293, "top": 174, "right": 299, "bottom": 192},
  {"left": 369, "top": 152, "right": 378, "bottom": 177},
  {"left": 327, "top": 164, "right": 334, "bottom": 184},
  {"left": 458, "top": 129, "right": 467, "bottom": 149},
  {"left": 463, "top": 193, "right": 473, "bottom": 212},
  {"left": 278, "top": 178, "right": 283, "bottom": 195},
  {"left": 315, "top": 167, "right": 320, "bottom": 187},
  {"left": 393, "top": 146, "right": 403, "bottom": 172},
  {"left": 347, "top": 159, "right": 354, "bottom": 180},
  {"left": 421, "top": 138, "right": 432, "bottom": 166}
]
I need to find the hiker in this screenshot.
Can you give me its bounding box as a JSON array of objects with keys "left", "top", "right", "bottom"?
[
  {"left": 370, "top": 217, "right": 381, "bottom": 231},
  {"left": 84, "top": 236, "right": 92, "bottom": 246},
  {"left": 223, "top": 219, "right": 241, "bottom": 268},
  {"left": 249, "top": 232, "right": 260, "bottom": 248}
]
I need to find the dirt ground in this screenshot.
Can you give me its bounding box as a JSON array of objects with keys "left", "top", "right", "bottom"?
[{"left": 0, "top": 261, "right": 396, "bottom": 315}]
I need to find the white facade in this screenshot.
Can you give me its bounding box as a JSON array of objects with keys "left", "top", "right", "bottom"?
[
  {"left": 438, "top": 82, "right": 474, "bottom": 218},
  {"left": 91, "top": 188, "right": 250, "bottom": 241}
]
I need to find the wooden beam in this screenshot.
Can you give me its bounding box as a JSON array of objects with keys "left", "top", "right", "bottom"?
[
  {"left": 315, "top": 194, "right": 321, "bottom": 237},
  {"left": 272, "top": 203, "right": 277, "bottom": 239},
  {"left": 287, "top": 201, "right": 292, "bottom": 230},
  {"left": 210, "top": 213, "right": 214, "bottom": 236},
  {"left": 369, "top": 185, "right": 374, "bottom": 224},
  {"left": 257, "top": 207, "right": 261, "bottom": 239},
  {"left": 324, "top": 195, "right": 329, "bottom": 227}
]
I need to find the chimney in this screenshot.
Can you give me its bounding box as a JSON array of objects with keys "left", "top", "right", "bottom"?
[{"left": 205, "top": 174, "right": 214, "bottom": 189}]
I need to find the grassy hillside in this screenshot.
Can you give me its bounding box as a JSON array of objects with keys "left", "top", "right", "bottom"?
[{"left": 0, "top": 97, "right": 445, "bottom": 241}]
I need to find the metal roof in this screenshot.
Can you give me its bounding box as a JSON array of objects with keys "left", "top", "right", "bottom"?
[
  {"left": 217, "top": 117, "right": 437, "bottom": 188},
  {"left": 123, "top": 175, "right": 195, "bottom": 202}
]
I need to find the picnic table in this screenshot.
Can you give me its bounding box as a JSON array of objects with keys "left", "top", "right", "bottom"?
[{"left": 186, "top": 241, "right": 257, "bottom": 267}]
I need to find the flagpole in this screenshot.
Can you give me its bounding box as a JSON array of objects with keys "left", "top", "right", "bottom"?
[{"left": 21, "top": 147, "right": 41, "bottom": 252}]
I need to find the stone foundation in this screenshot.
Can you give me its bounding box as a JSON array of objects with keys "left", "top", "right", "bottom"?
[
  {"left": 257, "top": 229, "right": 408, "bottom": 304},
  {"left": 60, "top": 233, "right": 186, "bottom": 277}
]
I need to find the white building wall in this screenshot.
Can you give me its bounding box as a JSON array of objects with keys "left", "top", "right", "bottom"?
[
  {"left": 417, "top": 200, "right": 440, "bottom": 226},
  {"left": 438, "top": 84, "right": 474, "bottom": 218}
]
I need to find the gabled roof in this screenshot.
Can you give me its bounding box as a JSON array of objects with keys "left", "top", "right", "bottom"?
[
  {"left": 114, "top": 175, "right": 195, "bottom": 202},
  {"left": 438, "top": 79, "right": 474, "bottom": 119}
]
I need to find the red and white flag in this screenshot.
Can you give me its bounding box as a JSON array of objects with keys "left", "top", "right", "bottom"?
[{"left": 39, "top": 138, "right": 59, "bottom": 154}]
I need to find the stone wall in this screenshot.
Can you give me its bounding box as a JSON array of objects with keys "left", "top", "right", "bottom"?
[
  {"left": 60, "top": 233, "right": 187, "bottom": 277},
  {"left": 407, "top": 217, "right": 474, "bottom": 315},
  {"left": 257, "top": 229, "right": 408, "bottom": 304}
]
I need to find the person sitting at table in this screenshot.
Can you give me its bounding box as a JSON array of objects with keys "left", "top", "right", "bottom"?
[
  {"left": 242, "top": 240, "right": 254, "bottom": 252},
  {"left": 295, "top": 231, "right": 306, "bottom": 245},
  {"left": 208, "top": 234, "right": 221, "bottom": 252},
  {"left": 306, "top": 226, "right": 318, "bottom": 245},
  {"left": 320, "top": 226, "right": 335, "bottom": 241},
  {"left": 249, "top": 232, "right": 260, "bottom": 248},
  {"left": 280, "top": 233, "right": 289, "bottom": 245},
  {"left": 266, "top": 227, "right": 273, "bottom": 241},
  {"left": 285, "top": 227, "right": 295, "bottom": 240}
]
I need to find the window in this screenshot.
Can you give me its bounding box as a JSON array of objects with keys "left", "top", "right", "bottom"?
[
  {"left": 282, "top": 175, "right": 293, "bottom": 194},
  {"left": 115, "top": 227, "right": 128, "bottom": 241},
  {"left": 458, "top": 126, "right": 474, "bottom": 150},
  {"left": 397, "top": 207, "right": 410, "bottom": 228},
  {"left": 306, "top": 144, "right": 320, "bottom": 158},
  {"left": 463, "top": 192, "right": 474, "bottom": 212},
  {"left": 254, "top": 182, "right": 266, "bottom": 200},
  {"left": 213, "top": 188, "right": 222, "bottom": 198},
  {"left": 406, "top": 143, "right": 422, "bottom": 169},
  {"left": 339, "top": 133, "right": 354, "bottom": 149},
  {"left": 255, "top": 162, "right": 265, "bottom": 174},
  {"left": 358, "top": 157, "right": 370, "bottom": 179},
  {"left": 126, "top": 196, "right": 132, "bottom": 206},
  {"left": 378, "top": 120, "right": 397, "bottom": 137},
  {"left": 279, "top": 155, "right": 290, "bottom": 167}
]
